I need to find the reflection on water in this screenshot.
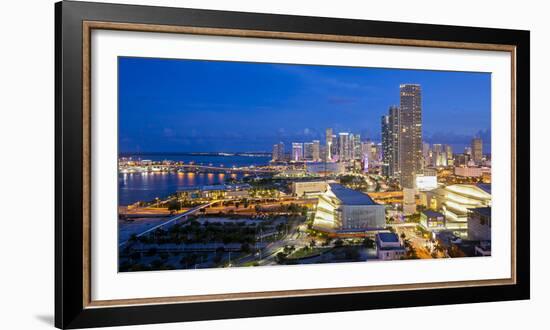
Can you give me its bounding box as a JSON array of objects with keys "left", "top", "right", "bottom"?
[
  {"left": 118, "top": 153, "right": 268, "bottom": 206},
  {"left": 118, "top": 171, "right": 243, "bottom": 206}
]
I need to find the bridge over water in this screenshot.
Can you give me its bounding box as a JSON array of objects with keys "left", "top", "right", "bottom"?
[{"left": 175, "top": 164, "right": 277, "bottom": 174}]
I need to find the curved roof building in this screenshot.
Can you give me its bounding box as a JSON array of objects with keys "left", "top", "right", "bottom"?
[
  {"left": 313, "top": 183, "right": 385, "bottom": 234},
  {"left": 426, "top": 183, "right": 491, "bottom": 231}
]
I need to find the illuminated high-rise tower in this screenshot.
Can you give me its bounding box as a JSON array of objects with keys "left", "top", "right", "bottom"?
[
  {"left": 271, "top": 142, "right": 285, "bottom": 162},
  {"left": 325, "top": 128, "right": 333, "bottom": 161},
  {"left": 471, "top": 137, "right": 483, "bottom": 164},
  {"left": 312, "top": 140, "right": 320, "bottom": 161},
  {"left": 381, "top": 105, "right": 401, "bottom": 178},
  {"left": 399, "top": 84, "right": 422, "bottom": 215},
  {"left": 292, "top": 143, "right": 303, "bottom": 162},
  {"left": 399, "top": 84, "right": 423, "bottom": 189},
  {"left": 338, "top": 132, "right": 350, "bottom": 161},
  {"left": 353, "top": 134, "right": 362, "bottom": 160},
  {"left": 303, "top": 142, "right": 314, "bottom": 161},
  {"left": 381, "top": 115, "right": 391, "bottom": 176}
]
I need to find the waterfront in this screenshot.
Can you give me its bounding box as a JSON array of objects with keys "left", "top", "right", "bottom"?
[
  {"left": 119, "top": 171, "right": 243, "bottom": 206},
  {"left": 118, "top": 153, "right": 271, "bottom": 205},
  {"left": 119, "top": 153, "right": 271, "bottom": 167}
]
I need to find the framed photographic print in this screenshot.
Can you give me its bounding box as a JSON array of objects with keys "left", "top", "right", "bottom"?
[{"left": 55, "top": 0, "right": 530, "bottom": 328}]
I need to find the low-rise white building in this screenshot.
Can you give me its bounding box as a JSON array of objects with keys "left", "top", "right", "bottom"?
[
  {"left": 416, "top": 175, "right": 438, "bottom": 191},
  {"left": 291, "top": 181, "right": 328, "bottom": 197},
  {"left": 376, "top": 232, "right": 406, "bottom": 260},
  {"left": 454, "top": 166, "right": 490, "bottom": 178}
]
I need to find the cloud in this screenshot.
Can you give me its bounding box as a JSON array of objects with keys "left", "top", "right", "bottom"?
[
  {"left": 163, "top": 128, "right": 175, "bottom": 137},
  {"left": 327, "top": 96, "right": 358, "bottom": 105},
  {"left": 273, "top": 64, "right": 375, "bottom": 92},
  {"left": 425, "top": 129, "right": 491, "bottom": 146}
]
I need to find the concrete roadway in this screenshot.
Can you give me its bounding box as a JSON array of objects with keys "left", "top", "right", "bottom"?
[
  {"left": 119, "top": 202, "right": 214, "bottom": 247},
  {"left": 233, "top": 217, "right": 309, "bottom": 266},
  {"left": 395, "top": 226, "right": 434, "bottom": 259}
]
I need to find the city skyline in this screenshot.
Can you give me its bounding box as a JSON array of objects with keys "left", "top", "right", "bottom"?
[
  {"left": 118, "top": 57, "right": 493, "bottom": 272},
  {"left": 119, "top": 57, "right": 491, "bottom": 153}
]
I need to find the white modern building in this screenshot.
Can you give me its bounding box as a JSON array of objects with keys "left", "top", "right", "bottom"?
[
  {"left": 425, "top": 183, "right": 491, "bottom": 234},
  {"left": 291, "top": 181, "right": 328, "bottom": 197},
  {"left": 292, "top": 143, "right": 303, "bottom": 161},
  {"left": 313, "top": 183, "right": 385, "bottom": 234},
  {"left": 416, "top": 174, "right": 438, "bottom": 191}
]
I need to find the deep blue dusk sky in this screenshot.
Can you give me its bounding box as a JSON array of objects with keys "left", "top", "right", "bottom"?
[{"left": 119, "top": 57, "right": 491, "bottom": 153}]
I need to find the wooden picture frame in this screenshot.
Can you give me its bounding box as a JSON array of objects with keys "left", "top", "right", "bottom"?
[{"left": 55, "top": 1, "right": 530, "bottom": 328}]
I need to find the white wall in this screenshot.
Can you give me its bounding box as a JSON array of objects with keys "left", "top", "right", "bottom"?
[{"left": 0, "top": 0, "right": 546, "bottom": 329}]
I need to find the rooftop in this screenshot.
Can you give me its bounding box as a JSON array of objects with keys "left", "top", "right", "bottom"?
[
  {"left": 476, "top": 183, "right": 491, "bottom": 194},
  {"left": 329, "top": 183, "right": 377, "bottom": 205},
  {"left": 377, "top": 232, "right": 400, "bottom": 243},
  {"left": 422, "top": 210, "right": 444, "bottom": 218},
  {"left": 470, "top": 207, "right": 491, "bottom": 217}
]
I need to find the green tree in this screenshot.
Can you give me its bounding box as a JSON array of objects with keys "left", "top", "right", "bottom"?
[
  {"left": 241, "top": 243, "right": 251, "bottom": 253},
  {"left": 362, "top": 238, "right": 375, "bottom": 249},
  {"left": 146, "top": 247, "right": 158, "bottom": 256},
  {"left": 344, "top": 247, "right": 360, "bottom": 260},
  {"left": 167, "top": 200, "right": 181, "bottom": 214},
  {"left": 150, "top": 259, "right": 164, "bottom": 269},
  {"left": 276, "top": 252, "right": 287, "bottom": 264}
]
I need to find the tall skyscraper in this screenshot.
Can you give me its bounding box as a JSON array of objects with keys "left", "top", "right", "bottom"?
[
  {"left": 471, "top": 137, "right": 483, "bottom": 164},
  {"left": 381, "top": 106, "right": 402, "bottom": 177},
  {"left": 389, "top": 105, "right": 400, "bottom": 178},
  {"left": 271, "top": 142, "right": 285, "bottom": 162},
  {"left": 338, "top": 133, "right": 350, "bottom": 161},
  {"left": 399, "top": 84, "right": 423, "bottom": 189},
  {"left": 361, "top": 140, "right": 373, "bottom": 170},
  {"left": 422, "top": 142, "right": 431, "bottom": 167},
  {"left": 381, "top": 106, "right": 401, "bottom": 178},
  {"left": 331, "top": 133, "right": 338, "bottom": 160},
  {"left": 312, "top": 140, "right": 320, "bottom": 161},
  {"left": 374, "top": 143, "right": 383, "bottom": 164},
  {"left": 361, "top": 141, "right": 371, "bottom": 163},
  {"left": 325, "top": 128, "right": 333, "bottom": 161},
  {"left": 445, "top": 144, "right": 453, "bottom": 163},
  {"left": 381, "top": 115, "right": 391, "bottom": 176},
  {"left": 303, "top": 142, "right": 314, "bottom": 161},
  {"left": 272, "top": 144, "right": 279, "bottom": 162},
  {"left": 433, "top": 144, "right": 447, "bottom": 167},
  {"left": 348, "top": 133, "right": 355, "bottom": 159},
  {"left": 352, "top": 134, "right": 362, "bottom": 160},
  {"left": 292, "top": 143, "right": 303, "bottom": 162}
]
